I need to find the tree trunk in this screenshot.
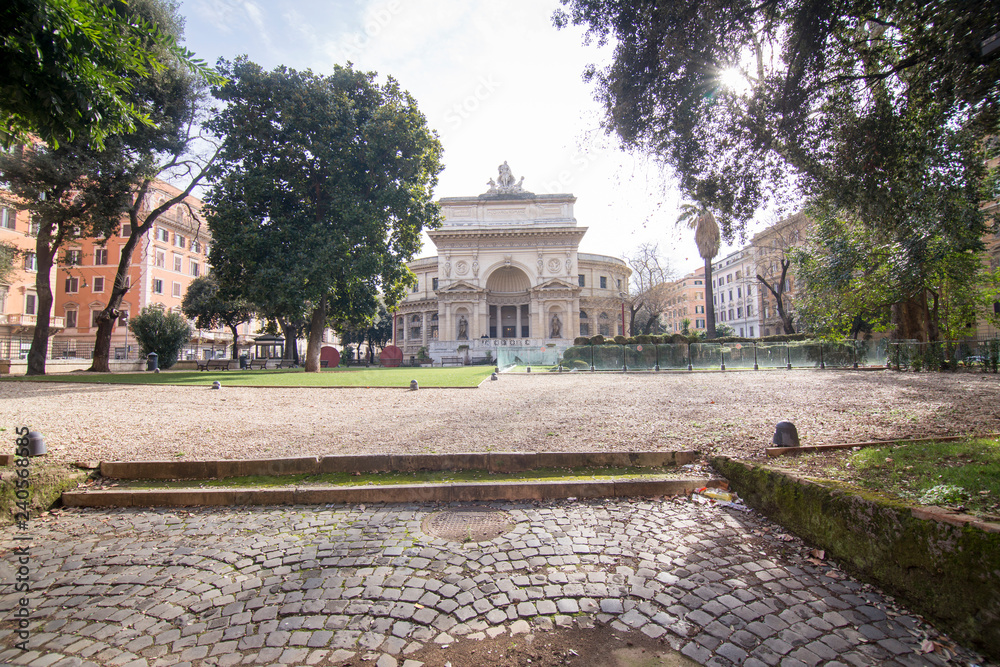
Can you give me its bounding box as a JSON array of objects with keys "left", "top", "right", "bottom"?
[
  {"left": 304, "top": 295, "right": 327, "bottom": 372},
  {"left": 229, "top": 324, "right": 241, "bottom": 359},
  {"left": 27, "top": 242, "right": 55, "bottom": 376},
  {"left": 278, "top": 318, "right": 298, "bottom": 362},
  {"left": 891, "top": 299, "right": 925, "bottom": 341},
  {"left": 704, "top": 257, "right": 716, "bottom": 339}
]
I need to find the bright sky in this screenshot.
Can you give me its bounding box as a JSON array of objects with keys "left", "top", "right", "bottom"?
[{"left": 178, "top": 0, "right": 758, "bottom": 276}]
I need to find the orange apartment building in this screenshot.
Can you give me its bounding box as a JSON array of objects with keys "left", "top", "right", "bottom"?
[
  {"left": 661, "top": 266, "right": 707, "bottom": 335},
  {"left": 49, "top": 181, "right": 256, "bottom": 361},
  {"left": 1, "top": 179, "right": 259, "bottom": 365},
  {"left": 0, "top": 197, "right": 64, "bottom": 360}
]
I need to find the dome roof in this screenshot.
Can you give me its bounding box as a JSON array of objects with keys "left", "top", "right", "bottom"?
[{"left": 486, "top": 266, "right": 530, "bottom": 293}]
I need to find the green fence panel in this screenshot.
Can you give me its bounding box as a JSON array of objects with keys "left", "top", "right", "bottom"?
[
  {"left": 592, "top": 344, "right": 625, "bottom": 370},
  {"left": 688, "top": 342, "right": 723, "bottom": 369},
  {"left": 657, "top": 344, "right": 689, "bottom": 370},
  {"left": 720, "top": 342, "right": 756, "bottom": 369}
]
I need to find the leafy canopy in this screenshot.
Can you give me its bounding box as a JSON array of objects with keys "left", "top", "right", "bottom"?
[
  {"left": 0, "top": 0, "right": 221, "bottom": 149},
  {"left": 555, "top": 0, "right": 999, "bottom": 242},
  {"left": 205, "top": 58, "right": 443, "bottom": 368}
]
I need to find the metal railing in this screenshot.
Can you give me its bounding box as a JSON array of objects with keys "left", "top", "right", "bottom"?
[{"left": 498, "top": 339, "right": 896, "bottom": 371}]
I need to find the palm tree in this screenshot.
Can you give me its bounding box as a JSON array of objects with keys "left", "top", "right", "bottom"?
[{"left": 678, "top": 204, "right": 721, "bottom": 338}]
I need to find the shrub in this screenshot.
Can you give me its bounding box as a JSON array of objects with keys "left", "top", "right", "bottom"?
[
  {"left": 589, "top": 334, "right": 605, "bottom": 345},
  {"left": 129, "top": 304, "right": 192, "bottom": 370},
  {"left": 613, "top": 335, "right": 627, "bottom": 345},
  {"left": 919, "top": 484, "right": 967, "bottom": 506},
  {"left": 568, "top": 359, "right": 590, "bottom": 370},
  {"left": 573, "top": 336, "right": 590, "bottom": 346}
]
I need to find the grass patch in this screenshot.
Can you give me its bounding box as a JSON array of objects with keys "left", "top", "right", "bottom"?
[
  {"left": 827, "top": 437, "right": 1000, "bottom": 517},
  {"left": 117, "top": 466, "right": 689, "bottom": 490},
  {"left": 0, "top": 460, "right": 90, "bottom": 526},
  {"left": 1, "top": 366, "right": 493, "bottom": 388}
]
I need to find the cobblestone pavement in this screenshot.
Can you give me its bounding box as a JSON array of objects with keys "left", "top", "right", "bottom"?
[{"left": 0, "top": 498, "right": 989, "bottom": 667}]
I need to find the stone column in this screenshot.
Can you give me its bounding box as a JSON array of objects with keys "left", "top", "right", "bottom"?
[
  {"left": 515, "top": 305, "right": 521, "bottom": 339},
  {"left": 422, "top": 313, "right": 428, "bottom": 347}
]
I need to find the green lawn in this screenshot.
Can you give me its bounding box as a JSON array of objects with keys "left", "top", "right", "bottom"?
[
  {"left": 845, "top": 437, "right": 1000, "bottom": 516},
  {"left": 2, "top": 366, "right": 494, "bottom": 388}
]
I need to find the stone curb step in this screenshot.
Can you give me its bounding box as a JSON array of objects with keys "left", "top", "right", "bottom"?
[
  {"left": 62, "top": 477, "right": 726, "bottom": 508},
  {"left": 99, "top": 450, "right": 700, "bottom": 480}
]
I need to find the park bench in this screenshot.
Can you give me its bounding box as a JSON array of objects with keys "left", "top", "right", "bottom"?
[
  {"left": 247, "top": 358, "right": 269, "bottom": 370},
  {"left": 441, "top": 356, "right": 462, "bottom": 366},
  {"left": 197, "top": 359, "right": 231, "bottom": 371}
]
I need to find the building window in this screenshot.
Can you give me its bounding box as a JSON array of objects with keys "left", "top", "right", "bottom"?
[
  {"left": 65, "top": 276, "right": 79, "bottom": 293},
  {"left": 750, "top": 325, "right": 755, "bottom": 336},
  {"left": 747, "top": 305, "right": 753, "bottom": 316},
  {"left": 24, "top": 253, "right": 37, "bottom": 272},
  {"left": 93, "top": 247, "right": 108, "bottom": 265},
  {"left": 122, "top": 275, "right": 131, "bottom": 290},
  {"left": 65, "top": 309, "right": 77, "bottom": 328},
  {"left": 65, "top": 249, "right": 82, "bottom": 265},
  {"left": 599, "top": 312, "right": 610, "bottom": 336},
  {"left": 694, "top": 280, "right": 702, "bottom": 285},
  {"left": 121, "top": 223, "right": 132, "bottom": 237},
  {"left": 156, "top": 227, "right": 169, "bottom": 243},
  {"left": 432, "top": 277, "right": 439, "bottom": 290},
  {"left": 696, "top": 318, "right": 705, "bottom": 328},
  {"left": 579, "top": 310, "right": 590, "bottom": 336},
  {"left": 25, "top": 293, "right": 36, "bottom": 315},
  {"left": 430, "top": 313, "right": 439, "bottom": 339},
  {"left": 578, "top": 274, "right": 585, "bottom": 287},
  {"left": 172, "top": 282, "right": 182, "bottom": 298},
  {"left": 616, "top": 279, "right": 621, "bottom": 290},
  {"left": 93, "top": 276, "right": 104, "bottom": 293},
  {"left": 600, "top": 276, "right": 607, "bottom": 289},
  {"left": 155, "top": 250, "right": 165, "bottom": 268},
  {"left": 695, "top": 305, "right": 704, "bottom": 314},
  {"left": 152, "top": 278, "right": 163, "bottom": 294},
  {"left": 412, "top": 280, "right": 419, "bottom": 293},
  {"left": 737, "top": 307, "right": 743, "bottom": 318},
  {"left": 173, "top": 253, "right": 182, "bottom": 272},
  {"left": 92, "top": 310, "right": 102, "bottom": 327},
  {"left": 190, "top": 260, "right": 200, "bottom": 277},
  {"left": 0, "top": 206, "right": 14, "bottom": 229},
  {"left": 175, "top": 234, "right": 186, "bottom": 248},
  {"left": 729, "top": 309, "right": 734, "bottom": 320},
  {"left": 737, "top": 287, "right": 741, "bottom": 298},
  {"left": 191, "top": 240, "right": 200, "bottom": 253},
  {"left": 28, "top": 219, "right": 39, "bottom": 236}
]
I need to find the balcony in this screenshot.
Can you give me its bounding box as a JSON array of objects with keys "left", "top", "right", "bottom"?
[{"left": 5, "top": 314, "right": 66, "bottom": 333}]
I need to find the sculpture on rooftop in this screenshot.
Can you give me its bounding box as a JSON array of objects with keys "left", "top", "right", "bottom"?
[{"left": 484, "top": 161, "right": 528, "bottom": 195}]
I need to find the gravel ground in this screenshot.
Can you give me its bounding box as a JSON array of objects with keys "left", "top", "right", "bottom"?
[{"left": 1, "top": 370, "right": 998, "bottom": 463}]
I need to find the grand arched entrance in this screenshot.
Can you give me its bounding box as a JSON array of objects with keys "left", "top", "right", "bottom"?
[{"left": 486, "top": 267, "right": 531, "bottom": 339}]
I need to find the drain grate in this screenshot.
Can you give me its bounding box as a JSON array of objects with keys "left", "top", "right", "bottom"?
[{"left": 422, "top": 507, "right": 514, "bottom": 543}]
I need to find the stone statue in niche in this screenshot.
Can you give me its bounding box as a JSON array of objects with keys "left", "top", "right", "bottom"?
[
  {"left": 472, "top": 259, "right": 479, "bottom": 277},
  {"left": 550, "top": 314, "right": 562, "bottom": 338},
  {"left": 458, "top": 316, "right": 468, "bottom": 340}
]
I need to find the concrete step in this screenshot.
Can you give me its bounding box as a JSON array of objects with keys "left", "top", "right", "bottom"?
[{"left": 62, "top": 477, "right": 726, "bottom": 508}]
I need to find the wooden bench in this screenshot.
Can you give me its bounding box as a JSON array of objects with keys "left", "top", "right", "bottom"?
[
  {"left": 197, "top": 359, "right": 231, "bottom": 371},
  {"left": 441, "top": 356, "right": 462, "bottom": 366},
  {"left": 247, "top": 358, "right": 269, "bottom": 370}
]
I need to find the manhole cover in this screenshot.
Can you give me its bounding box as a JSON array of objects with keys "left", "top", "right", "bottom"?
[{"left": 422, "top": 507, "right": 514, "bottom": 543}]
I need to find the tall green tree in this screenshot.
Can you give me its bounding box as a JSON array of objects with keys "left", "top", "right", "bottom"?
[
  {"left": 1, "top": 0, "right": 219, "bottom": 148},
  {"left": 205, "top": 58, "right": 444, "bottom": 372},
  {"left": 0, "top": 0, "right": 219, "bottom": 374},
  {"left": 556, "top": 1, "right": 999, "bottom": 337},
  {"left": 181, "top": 274, "right": 255, "bottom": 360}
]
